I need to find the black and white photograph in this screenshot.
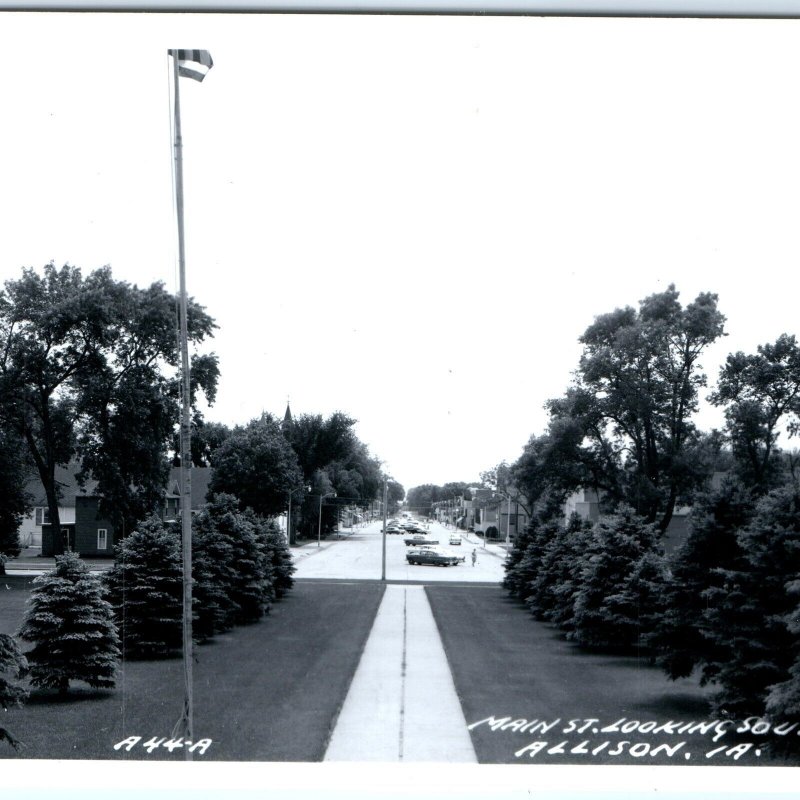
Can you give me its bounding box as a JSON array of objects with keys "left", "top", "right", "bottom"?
[{"left": 1, "top": 5, "right": 800, "bottom": 798}]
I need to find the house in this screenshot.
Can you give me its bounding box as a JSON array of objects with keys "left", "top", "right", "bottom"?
[
  {"left": 20, "top": 464, "right": 212, "bottom": 557},
  {"left": 18, "top": 464, "right": 86, "bottom": 551},
  {"left": 562, "top": 472, "right": 729, "bottom": 555},
  {"left": 471, "top": 488, "right": 530, "bottom": 542},
  {"left": 563, "top": 488, "right": 601, "bottom": 524}
]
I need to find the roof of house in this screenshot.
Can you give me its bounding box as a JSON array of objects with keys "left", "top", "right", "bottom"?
[
  {"left": 166, "top": 466, "right": 213, "bottom": 509},
  {"left": 24, "top": 462, "right": 99, "bottom": 506},
  {"left": 25, "top": 463, "right": 212, "bottom": 511}
]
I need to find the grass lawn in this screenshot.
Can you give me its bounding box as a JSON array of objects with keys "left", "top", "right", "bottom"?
[
  {"left": 0, "top": 580, "right": 384, "bottom": 761},
  {"left": 426, "top": 585, "right": 800, "bottom": 767}
]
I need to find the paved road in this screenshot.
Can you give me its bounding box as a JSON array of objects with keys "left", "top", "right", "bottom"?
[
  {"left": 293, "top": 519, "right": 506, "bottom": 583},
  {"left": 292, "top": 517, "right": 800, "bottom": 769}
]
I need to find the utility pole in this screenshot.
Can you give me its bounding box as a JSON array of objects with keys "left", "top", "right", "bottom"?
[{"left": 381, "top": 478, "right": 388, "bottom": 581}]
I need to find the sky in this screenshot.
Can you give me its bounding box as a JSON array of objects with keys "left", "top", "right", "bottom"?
[{"left": 1, "top": 13, "right": 800, "bottom": 493}]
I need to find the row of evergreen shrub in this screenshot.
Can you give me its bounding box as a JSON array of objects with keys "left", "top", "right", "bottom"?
[
  {"left": 503, "top": 480, "right": 800, "bottom": 724},
  {"left": 6, "top": 493, "right": 295, "bottom": 702}
]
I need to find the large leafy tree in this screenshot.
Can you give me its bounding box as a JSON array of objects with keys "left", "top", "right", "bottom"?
[
  {"left": 209, "top": 415, "right": 303, "bottom": 518},
  {"left": 0, "top": 263, "right": 218, "bottom": 553},
  {"left": 0, "top": 430, "right": 30, "bottom": 573},
  {"left": 406, "top": 481, "right": 474, "bottom": 517},
  {"left": 709, "top": 333, "right": 800, "bottom": 491},
  {"left": 406, "top": 484, "right": 438, "bottom": 516},
  {"left": 284, "top": 412, "right": 383, "bottom": 536},
  {"left": 181, "top": 418, "right": 231, "bottom": 467},
  {"left": 545, "top": 285, "right": 725, "bottom": 532},
  {"left": 386, "top": 479, "right": 406, "bottom": 516}
]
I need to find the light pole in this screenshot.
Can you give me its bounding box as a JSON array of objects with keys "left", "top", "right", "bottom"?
[
  {"left": 381, "top": 478, "right": 388, "bottom": 581},
  {"left": 318, "top": 491, "right": 336, "bottom": 547}
]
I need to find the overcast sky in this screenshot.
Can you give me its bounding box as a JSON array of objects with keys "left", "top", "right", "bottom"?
[{"left": 1, "top": 13, "right": 799, "bottom": 492}]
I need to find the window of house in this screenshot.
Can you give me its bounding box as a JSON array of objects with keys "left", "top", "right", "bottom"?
[
  {"left": 34, "top": 507, "right": 51, "bottom": 526},
  {"left": 97, "top": 529, "right": 108, "bottom": 550}
]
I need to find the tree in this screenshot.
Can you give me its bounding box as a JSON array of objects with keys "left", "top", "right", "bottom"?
[
  {"left": 386, "top": 480, "right": 406, "bottom": 516},
  {"left": 104, "top": 517, "right": 183, "bottom": 659},
  {"left": 511, "top": 431, "right": 590, "bottom": 520},
  {"left": 406, "top": 484, "right": 438, "bottom": 516},
  {"left": 547, "top": 515, "right": 596, "bottom": 631},
  {"left": 251, "top": 512, "right": 295, "bottom": 599},
  {"left": 209, "top": 415, "right": 303, "bottom": 518},
  {"left": 0, "top": 430, "right": 30, "bottom": 574},
  {"left": 181, "top": 418, "right": 231, "bottom": 467},
  {"left": 765, "top": 577, "right": 800, "bottom": 724},
  {"left": 201, "top": 495, "right": 273, "bottom": 625},
  {"left": 502, "top": 520, "right": 540, "bottom": 600},
  {"left": 0, "top": 634, "right": 28, "bottom": 749},
  {"left": 283, "top": 412, "right": 383, "bottom": 537},
  {"left": 502, "top": 517, "right": 558, "bottom": 606},
  {"left": 0, "top": 263, "right": 218, "bottom": 553},
  {"left": 600, "top": 549, "right": 670, "bottom": 654},
  {"left": 19, "top": 552, "right": 119, "bottom": 692},
  {"left": 569, "top": 508, "right": 661, "bottom": 650},
  {"left": 530, "top": 513, "right": 595, "bottom": 627},
  {"left": 646, "top": 477, "right": 753, "bottom": 682},
  {"left": 709, "top": 334, "right": 800, "bottom": 491},
  {"left": 546, "top": 285, "right": 726, "bottom": 532},
  {"left": 191, "top": 508, "right": 239, "bottom": 641},
  {"left": 701, "top": 484, "right": 800, "bottom": 717}
]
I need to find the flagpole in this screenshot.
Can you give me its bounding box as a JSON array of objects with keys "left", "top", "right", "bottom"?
[{"left": 172, "top": 51, "right": 194, "bottom": 760}]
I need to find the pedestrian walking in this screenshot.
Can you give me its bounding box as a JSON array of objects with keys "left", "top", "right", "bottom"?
[{"left": 471, "top": 549, "right": 477, "bottom": 567}]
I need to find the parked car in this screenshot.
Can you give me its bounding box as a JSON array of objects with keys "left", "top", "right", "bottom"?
[
  {"left": 449, "top": 534, "right": 461, "bottom": 545},
  {"left": 406, "top": 547, "right": 461, "bottom": 567},
  {"left": 385, "top": 524, "right": 403, "bottom": 534},
  {"left": 404, "top": 533, "right": 439, "bottom": 546}
]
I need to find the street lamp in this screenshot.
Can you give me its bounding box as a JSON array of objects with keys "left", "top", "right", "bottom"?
[
  {"left": 318, "top": 491, "right": 337, "bottom": 547},
  {"left": 381, "top": 477, "right": 389, "bottom": 582}
]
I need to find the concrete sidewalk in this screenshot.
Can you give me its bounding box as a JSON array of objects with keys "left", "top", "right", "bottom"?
[
  {"left": 5, "top": 547, "right": 114, "bottom": 575},
  {"left": 324, "top": 584, "right": 477, "bottom": 763}
]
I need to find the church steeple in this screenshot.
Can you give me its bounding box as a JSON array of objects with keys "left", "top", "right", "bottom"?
[{"left": 282, "top": 397, "right": 293, "bottom": 430}]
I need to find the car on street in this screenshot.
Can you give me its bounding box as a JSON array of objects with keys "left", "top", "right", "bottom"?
[
  {"left": 385, "top": 524, "right": 404, "bottom": 534},
  {"left": 404, "top": 533, "right": 439, "bottom": 546},
  {"left": 406, "top": 547, "right": 462, "bottom": 567},
  {"left": 449, "top": 533, "right": 461, "bottom": 545}
]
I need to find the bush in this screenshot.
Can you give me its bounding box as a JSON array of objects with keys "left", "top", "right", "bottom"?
[
  {"left": 104, "top": 517, "right": 183, "bottom": 659},
  {"left": 19, "top": 552, "right": 119, "bottom": 692}
]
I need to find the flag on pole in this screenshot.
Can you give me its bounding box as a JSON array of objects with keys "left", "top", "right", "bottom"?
[{"left": 169, "top": 49, "right": 214, "bottom": 82}]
